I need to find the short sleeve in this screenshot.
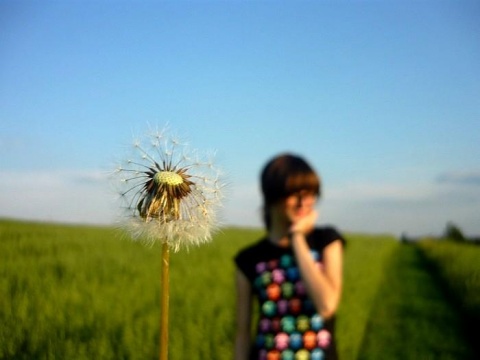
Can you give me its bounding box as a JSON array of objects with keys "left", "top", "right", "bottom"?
[
  {"left": 308, "top": 226, "right": 346, "bottom": 252},
  {"left": 322, "top": 226, "right": 346, "bottom": 246},
  {"left": 234, "top": 240, "right": 265, "bottom": 282}
]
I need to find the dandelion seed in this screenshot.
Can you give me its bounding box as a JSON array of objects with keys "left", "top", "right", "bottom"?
[{"left": 114, "top": 126, "right": 224, "bottom": 251}]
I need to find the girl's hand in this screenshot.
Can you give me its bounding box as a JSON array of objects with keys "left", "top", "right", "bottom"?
[{"left": 289, "top": 210, "right": 318, "bottom": 235}]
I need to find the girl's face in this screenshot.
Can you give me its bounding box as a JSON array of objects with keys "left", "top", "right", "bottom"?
[{"left": 271, "top": 190, "right": 317, "bottom": 226}]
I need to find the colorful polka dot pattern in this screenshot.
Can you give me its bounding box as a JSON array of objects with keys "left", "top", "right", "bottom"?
[{"left": 253, "top": 252, "right": 330, "bottom": 360}]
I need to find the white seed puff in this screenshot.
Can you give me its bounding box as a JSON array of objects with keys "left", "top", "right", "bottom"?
[{"left": 113, "top": 127, "right": 224, "bottom": 251}]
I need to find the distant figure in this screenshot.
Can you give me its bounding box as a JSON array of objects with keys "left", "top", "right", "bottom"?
[{"left": 234, "top": 153, "right": 345, "bottom": 360}]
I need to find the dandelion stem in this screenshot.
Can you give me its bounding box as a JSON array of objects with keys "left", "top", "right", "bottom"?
[{"left": 160, "top": 242, "right": 170, "bottom": 360}]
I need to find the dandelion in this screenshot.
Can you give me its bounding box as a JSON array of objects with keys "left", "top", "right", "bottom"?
[
  {"left": 115, "top": 126, "right": 224, "bottom": 251},
  {"left": 113, "top": 126, "right": 224, "bottom": 360}
]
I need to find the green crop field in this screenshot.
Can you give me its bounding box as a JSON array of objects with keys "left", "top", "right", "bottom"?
[{"left": 0, "top": 219, "right": 478, "bottom": 359}]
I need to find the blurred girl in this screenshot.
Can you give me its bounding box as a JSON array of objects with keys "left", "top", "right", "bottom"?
[{"left": 234, "top": 153, "right": 345, "bottom": 360}]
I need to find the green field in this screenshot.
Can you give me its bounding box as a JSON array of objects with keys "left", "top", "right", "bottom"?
[
  {"left": 1, "top": 220, "right": 478, "bottom": 359},
  {"left": 417, "top": 239, "right": 480, "bottom": 355}
]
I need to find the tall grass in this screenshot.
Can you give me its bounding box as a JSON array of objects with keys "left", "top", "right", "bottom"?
[
  {"left": 1, "top": 221, "right": 160, "bottom": 359},
  {"left": 2, "top": 220, "right": 474, "bottom": 359},
  {"left": 0, "top": 220, "right": 263, "bottom": 360},
  {"left": 358, "top": 243, "right": 475, "bottom": 359},
  {"left": 167, "top": 227, "right": 262, "bottom": 360},
  {"left": 336, "top": 233, "right": 397, "bottom": 359},
  {"left": 417, "top": 240, "right": 480, "bottom": 357}
]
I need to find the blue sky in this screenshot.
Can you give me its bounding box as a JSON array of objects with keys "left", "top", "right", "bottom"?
[{"left": 1, "top": 0, "right": 479, "bottom": 237}]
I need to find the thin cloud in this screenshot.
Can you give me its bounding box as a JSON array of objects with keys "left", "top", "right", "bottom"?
[
  {"left": 436, "top": 171, "right": 480, "bottom": 186},
  {"left": 1, "top": 170, "right": 479, "bottom": 237},
  {"left": 70, "top": 171, "right": 111, "bottom": 185},
  {"left": 322, "top": 177, "right": 480, "bottom": 237},
  {"left": 326, "top": 182, "right": 435, "bottom": 203},
  {"left": 0, "top": 170, "right": 116, "bottom": 225}
]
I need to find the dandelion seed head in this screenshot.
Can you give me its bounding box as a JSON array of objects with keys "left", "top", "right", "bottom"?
[
  {"left": 113, "top": 126, "right": 224, "bottom": 251},
  {"left": 154, "top": 171, "right": 184, "bottom": 186}
]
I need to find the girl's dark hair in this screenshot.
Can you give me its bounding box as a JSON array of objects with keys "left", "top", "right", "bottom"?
[{"left": 260, "top": 153, "right": 321, "bottom": 229}]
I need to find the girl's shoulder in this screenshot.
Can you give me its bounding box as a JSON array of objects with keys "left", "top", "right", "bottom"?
[
  {"left": 234, "top": 237, "right": 275, "bottom": 265},
  {"left": 234, "top": 237, "right": 274, "bottom": 281},
  {"left": 309, "top": 226, "right": 346, "bottom": 249}
]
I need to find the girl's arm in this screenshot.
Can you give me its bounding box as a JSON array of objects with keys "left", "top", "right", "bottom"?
[
  {"left": 290, "top": 211, "right": 344, "bottom": 319},
  {"left": 234, "top": 269, "right": 253, "bottom": 360}
]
